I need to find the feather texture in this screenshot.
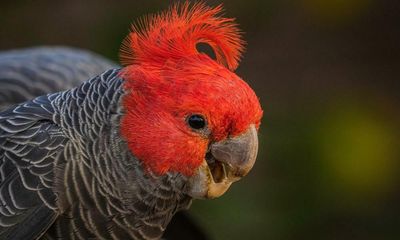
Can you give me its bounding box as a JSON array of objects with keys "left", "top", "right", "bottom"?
[
  {"left": 120, "top": 2, "right": 244, "bottom": 70},
  {"left": 0, "top": 2, "right": 261, "bottom": 238},
  {"left": 0, "top": 46, "right": 207, "bottom": 240},
  {"left": 0, "top": 94, "right": 66, "bottom": 239},
  {"left": 0, "top": 69, "right": 192, "bottom": 239},
  {"left": 0, "top": 47, "right": 116, "bottom": 111}
]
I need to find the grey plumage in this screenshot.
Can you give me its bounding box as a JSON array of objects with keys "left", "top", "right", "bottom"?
[
  {"left": 0, "top": 69, "right": 191, "bottom": 239},
  {"left": 0, "top": 47, "right": 210, "bottom": 240},
  {"left": 0, "top": 47, "right": 116, "bottom": 111},
  {"left": 0, "top": 2, "right": 263, "bottom": 238},
  {"left": 0, "top": 46, "right": 118, "bottom": 239},
  {"left": 0, "top": 94, "right": 64, "bottom": 239}
]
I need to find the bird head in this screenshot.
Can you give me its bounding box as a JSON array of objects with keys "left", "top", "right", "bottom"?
[{"left": 120, "top": 2, "right": 263, "bottom": 199}]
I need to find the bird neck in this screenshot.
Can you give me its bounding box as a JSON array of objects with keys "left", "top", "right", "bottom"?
[{"left": 49, "top": 69, "right": 192, "bottom": 239}]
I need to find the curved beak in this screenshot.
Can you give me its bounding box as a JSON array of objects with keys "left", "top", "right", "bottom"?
[{"left": 188, "top": 124, "right": 258, "bottom": 199}]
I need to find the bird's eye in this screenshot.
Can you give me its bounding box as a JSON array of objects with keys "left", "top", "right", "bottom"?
[{"left": 187, "top": 114, "right": 206, "bottom": 130}]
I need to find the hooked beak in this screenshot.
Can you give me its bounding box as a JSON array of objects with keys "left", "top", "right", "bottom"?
[{"left": 188, "top": 124, "right": 258, "bottom": 199}]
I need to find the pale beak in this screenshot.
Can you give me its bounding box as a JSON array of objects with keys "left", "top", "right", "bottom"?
[{"left": 188, "top": 124, "right": 258, "bottom": 199}]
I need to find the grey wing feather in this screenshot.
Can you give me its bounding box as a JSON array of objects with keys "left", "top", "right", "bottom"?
[
  {"left": 0, "top": 46, "right": 116, "bottom": 111},
  {"left": 0, "top": 95, "right": 68, "bottom": 239},
  {"left": 0, "top": 46, "right": 208, "bottom": 239}
]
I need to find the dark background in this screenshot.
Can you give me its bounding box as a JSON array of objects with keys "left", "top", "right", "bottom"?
[{"left": 1, "top": 0, "right": 400, "bottom": 239}]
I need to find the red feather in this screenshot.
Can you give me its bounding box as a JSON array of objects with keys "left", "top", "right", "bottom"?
[
  {"left": 120, "top": 2, "right": 244, "bottom": 70},
  {"left": 119, "top": 2, "right": 262, "bottom": 176}
]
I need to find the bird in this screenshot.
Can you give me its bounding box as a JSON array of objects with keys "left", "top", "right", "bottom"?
[
  {"left": 0, "top": 2, "right": 262, "bottom": 239},
  {"left": 0, "top": 46, "right": 210, "bottom": 240}
]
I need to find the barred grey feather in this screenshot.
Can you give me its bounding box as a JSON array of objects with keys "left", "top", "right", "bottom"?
[
  {"left": 0, "top": 69, "right": 192, "bottom": 240},
  {"left": 0, "top": 47, "right": 207, "bottom": 240},
  {"left": 0, "top": 94, "right": 67, "bottom": 239}
]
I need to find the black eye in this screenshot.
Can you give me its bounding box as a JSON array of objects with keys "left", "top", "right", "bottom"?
[{"left": 187, "top": 114, "right": 206, "bottom": 130}]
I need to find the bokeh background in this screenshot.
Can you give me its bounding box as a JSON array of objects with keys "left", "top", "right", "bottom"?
[{"left": 1, "top": 0, "right": 399, "bottom": 239}]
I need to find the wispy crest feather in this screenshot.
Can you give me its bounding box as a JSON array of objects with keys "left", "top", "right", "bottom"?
[{"left": 120, "top": 2, "right": 245, "bottom": 71}]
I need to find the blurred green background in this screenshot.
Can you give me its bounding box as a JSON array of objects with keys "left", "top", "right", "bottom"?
[{"left": 1, "top": 0, "right": 399, "bottom": 239}]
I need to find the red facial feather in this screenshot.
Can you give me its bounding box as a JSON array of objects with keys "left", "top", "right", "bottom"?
[{"left": 120, "top": 2, "right": 263, "bottom": 176}]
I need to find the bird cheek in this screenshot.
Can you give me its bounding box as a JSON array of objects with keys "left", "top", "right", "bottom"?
[{"left": 175, "top": 138, "right": 208, "bottom": 176}]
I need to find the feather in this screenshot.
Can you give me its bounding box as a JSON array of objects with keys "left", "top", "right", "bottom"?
[{"left": 120, "top": 2, "right": 245, "bottom": 71}]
